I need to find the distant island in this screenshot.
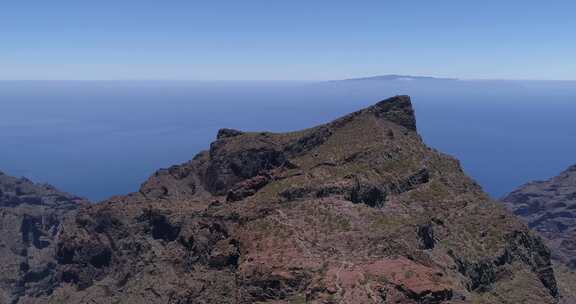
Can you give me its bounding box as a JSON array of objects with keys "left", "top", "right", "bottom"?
[{"left": 336, "top": 74, "right": 459, "bottom": 82}]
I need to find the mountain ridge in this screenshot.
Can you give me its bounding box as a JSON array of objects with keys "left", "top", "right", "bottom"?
[{"left": 0, "top": 95, "right": 562, "bottom": 303}]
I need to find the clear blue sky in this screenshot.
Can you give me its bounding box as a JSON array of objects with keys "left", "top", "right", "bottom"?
[{"left": 1, "top": 1, "right": 575, "bottom": 80}]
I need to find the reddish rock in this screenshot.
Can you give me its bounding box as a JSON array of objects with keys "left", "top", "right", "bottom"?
[{"left": 0, "top": 96, "right": 561, "bottom": 303}]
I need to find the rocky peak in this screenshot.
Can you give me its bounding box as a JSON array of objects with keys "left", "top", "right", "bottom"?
[
  {"left": 141, "top": 96, "right": 420, "bottom": 202},
  {"left": 369, "top": 95, "right": 417, "bottom": 131},
  {"left": 216, "top": 128, "right": 244, "bottom": 139},
  {"left": 0, "top": 96, "right": 563, "bottom": 304}
]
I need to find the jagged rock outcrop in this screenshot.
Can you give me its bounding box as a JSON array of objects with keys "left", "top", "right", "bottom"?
[
  {"left": 2, "top": 96, "right": 562, "bottom": 303},
  {"left": 502, "top": 165, "right": 576, "bottom": 303},
  {"left": 0, "top": 172, "right": 87, "bottom": 304}
]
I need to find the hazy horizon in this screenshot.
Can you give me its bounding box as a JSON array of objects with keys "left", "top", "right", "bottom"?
[
  {"left": 3, "top": 75, "right": 576, "bottom": 82},
  {"left": 2, "top": 2, "right": 576, "bottom": 80}
]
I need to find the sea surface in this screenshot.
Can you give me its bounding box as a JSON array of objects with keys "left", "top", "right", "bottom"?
[{"left": 1, "top": 79, "right": 576, "bottom": 201}]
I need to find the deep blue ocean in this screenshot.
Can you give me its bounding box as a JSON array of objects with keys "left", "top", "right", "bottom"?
[{"left": 2, "top": 79, "right": 575, "bottom": 202}]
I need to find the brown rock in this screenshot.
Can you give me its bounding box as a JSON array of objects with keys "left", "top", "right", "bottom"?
[
  {"left": 0, "top": 174, "right": 87, "bottom": 304},
  {"left": 1, "top": 96, "right": 561, "bottom": 303},
  {"left": 502, "top": 165, "right": 576, "bottom": 303}
]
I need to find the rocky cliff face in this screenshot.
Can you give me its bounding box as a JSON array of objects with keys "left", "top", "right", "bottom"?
[
  {"left": 2, "top": 96, "right": 561, "bottom": 303},
  {"left": 502, "top": 165, "right": 576, "bottom": 269},
  {"left": 0, "top": 172, "right": 87, "bottom": 304},
  {"left": 502, "top": 165, "right": 576, "bottom": 303}
]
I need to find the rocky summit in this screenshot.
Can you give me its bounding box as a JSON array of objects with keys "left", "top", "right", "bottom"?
[
  {"left": 502, "top": 165, "right": 576, "bottom": 303},
  {"left": 0, "top": 96, "right": 563, "bottom": 303}
]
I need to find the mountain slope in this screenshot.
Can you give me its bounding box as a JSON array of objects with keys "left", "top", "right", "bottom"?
[
  {"left": 7, "top": 96, "right": 560, "bottom": 303},
  {"left": 0, "top": 172, "right": 87, "bottom": 304},
  {"left": 502, "top": 165, "right": 576, "bottom": 303},
  {"left": 502, "top": 165, "right": 576, "bottom": 269}
]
